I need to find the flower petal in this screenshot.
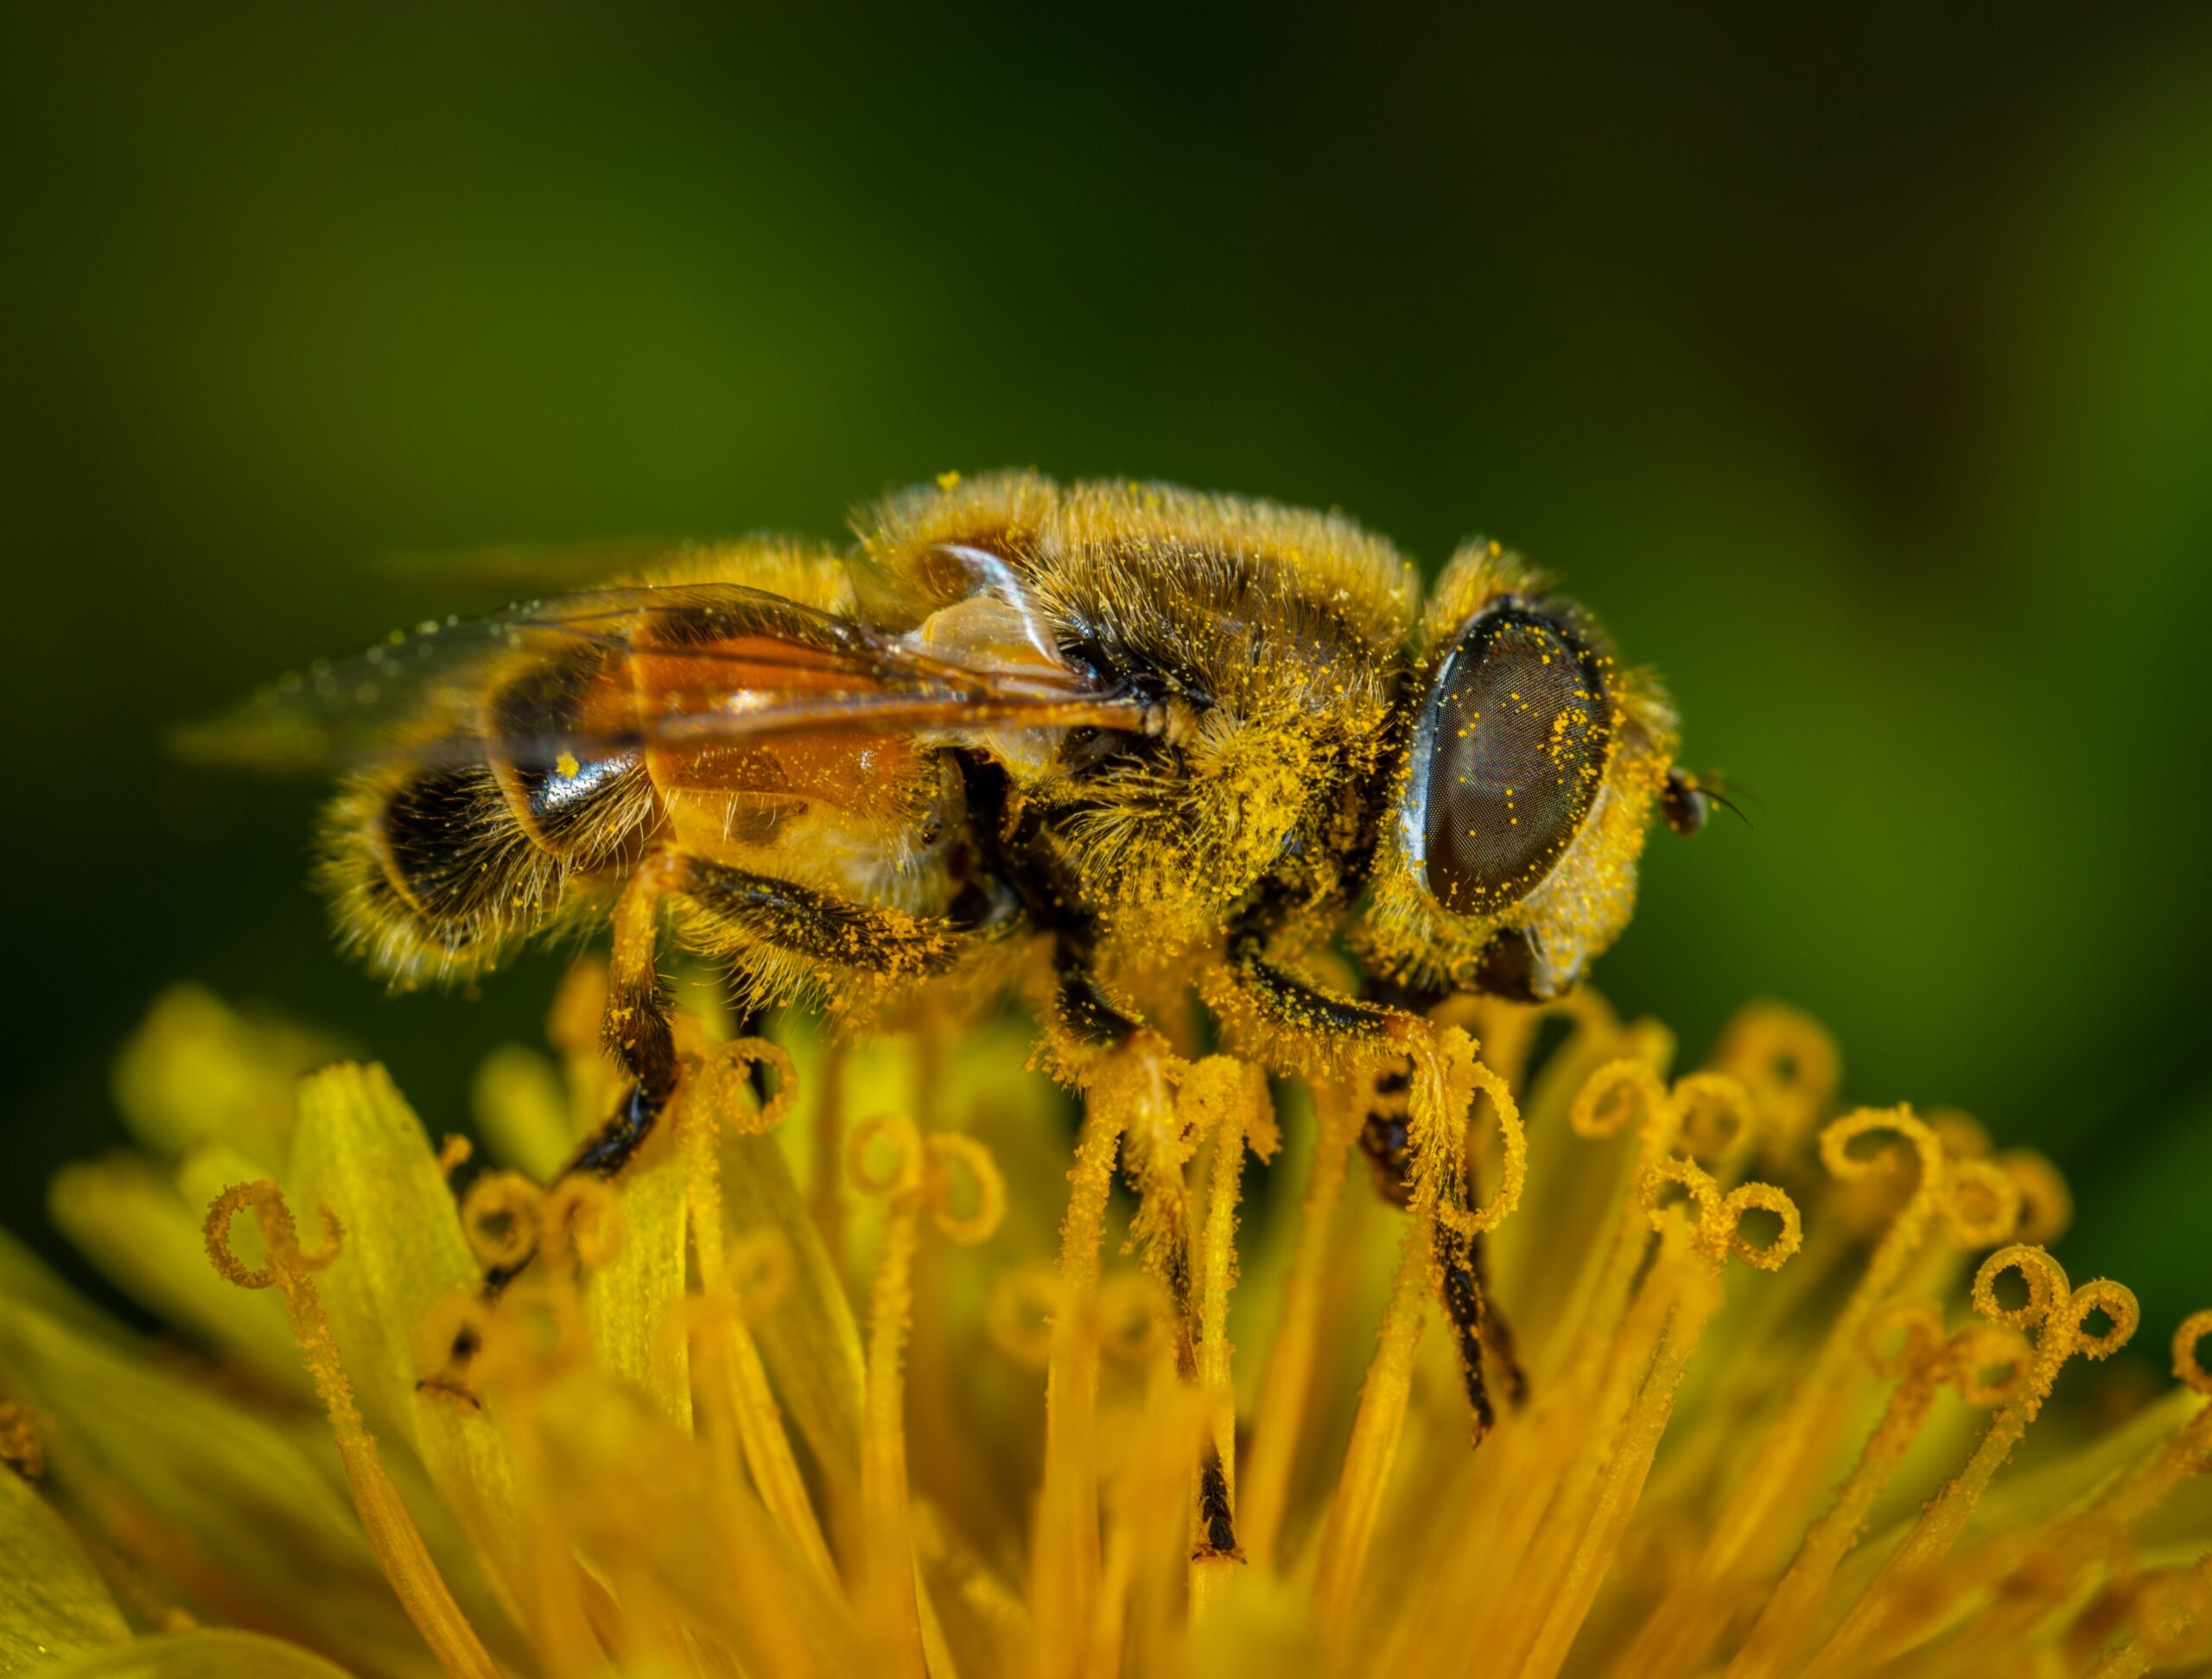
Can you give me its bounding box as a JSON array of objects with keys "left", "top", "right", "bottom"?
[
  {"left": 0, "top": 1228, "right": 118, "bottom": 1343},
  {"left": 0, "top": 1296, "right": 439, "bottom": 1679},
  {"left": 583, "top": 1138, "right": 691, "bottom": 1428},
  {"left": 470, "top": 1046, "right": 574, "bottom": 1180},
  {"left": 721, "top": 1128, "right": 865, "bottom": 1491},
  {"left": 285, "top": 1064, "right": 526, "bottom": 1611},
  {"left": 0, "top": 1460, "right": 130, "bottom": 1669},
  {"left": 111, "top": 987, "right": 332, "bottom": 1172},
  {"left": 530, "top": 1367, "right": 868, "bottom": 1676},
  {"left": 40, "top": 1629, "right": 356, "bottom": 1678}
]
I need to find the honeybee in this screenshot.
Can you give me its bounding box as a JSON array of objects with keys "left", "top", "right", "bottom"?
[{"left": 194, "top": 471, "right": 1712, "bottom": 1472}]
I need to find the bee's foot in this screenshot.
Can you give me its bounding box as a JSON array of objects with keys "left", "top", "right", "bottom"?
[{"left": 415, "top": 1371, "right": 484, "bottom": 1414}]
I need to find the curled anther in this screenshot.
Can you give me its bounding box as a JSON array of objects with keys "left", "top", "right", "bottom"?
[
  {"left": 700, "top": 1036, "right": 798, "bottom": 1135},
  {"left": 1719, "top": 1181, "right": 1803, "bottom": 1271},
  {"left": 1926, "top": 1108, "right": 1993, "bottom": 1161},
  {"left": 2171, "top": 1309, "right": 2212, "bottom": 1396},
  {"left": 1639, "top": 1155, "right": 1722, "bottom": 1231},
  {"left": 848, "top": 1113, "right": 925, "bottom": 1199},
  {"left": 2063, "top": 1279, "right": 2139, "bottom": 1361},
  {"left": 1709, "top": 1000, "right": 1840, "bottom": 1148},
  {"left": 458, "top": 1169, "right": 541, "bottom": 1272},
  {"left": 1462, "top": 1059, "right": 1527, "bottom": 1236},
  {"left": 1929, "top": 1110, "right": 1999, "bottom": 1159},
  {"left": 1862, "top": 1301, "right": 1948, "bottom": 1380},
  {"left": 540, "top": 1175, "right": 625, "bottom": 1270},
  {"left": 1570, "top": 1058, "right": 1671, "bottom": 1144},
  {"left": 925, "top": 1133, "right": 1007, "bottom": 1245},
  {"left": 1941, "top": 1157, "right": 2024, "bottom": 1250},
  {"left": 1818, "top": 1105, "right": 1940, "bottom": 1192},
  {"left": 2133, "top": 1568, "right": 2212, "bottom": 1663},
  {"left": 1942, "top": 1323, "right": 2035, "bottom": 1406},
  {"left": 727, "top": 1227, "right": 794, "bottom": 1320},
  {"left": 205, "top": 1180, "right": 343, "bottom": 1288},
  {"left": 1670, "top": 1071, "right": 1759, "bottom": 1173},
  {"left": 1097, "top": 1270, "right": 1167, "bottom": 1365},
  {"left": 475, "top": 1277, "right": 592, "bottom": 1390},
  {"left": 1971, "top": 1244, "right": 2072, "bottom": 1329},
  {"left": 985, "top": 1263, "right": 1061, "bottom": 1367}
]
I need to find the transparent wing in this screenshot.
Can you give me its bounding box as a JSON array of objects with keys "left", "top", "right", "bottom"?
[{"left": 176, "top": 582, "right": 1147, "bottom": 773}]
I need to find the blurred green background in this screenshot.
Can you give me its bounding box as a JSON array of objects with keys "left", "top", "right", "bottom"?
[{"left": 3, "top": 7, "right": 2208, "bottom": 1337}]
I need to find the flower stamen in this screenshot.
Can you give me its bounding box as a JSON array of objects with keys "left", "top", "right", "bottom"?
[{"left": 205, "top": 1180, "right": 502, "bottom": 1679}]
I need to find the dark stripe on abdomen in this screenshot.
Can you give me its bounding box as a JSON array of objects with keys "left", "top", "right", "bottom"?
[{"left": 486, "top": 647, "right": 647, "bottom": 858}]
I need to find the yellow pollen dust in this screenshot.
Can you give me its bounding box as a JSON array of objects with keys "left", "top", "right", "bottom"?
[{"left": 1, "top": 976, "right": 2190, "bottom": 1679}]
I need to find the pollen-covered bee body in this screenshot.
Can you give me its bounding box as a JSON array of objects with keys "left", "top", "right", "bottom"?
[
  {"left": 867, "top": 476, "right": 1420, "bottom": 983},
  {"left": 200, "top": 470, "right": 1711, "bottom": 1484},
  {"left": 205, "top": 469, "right": 1694, "bottom": 1078}
]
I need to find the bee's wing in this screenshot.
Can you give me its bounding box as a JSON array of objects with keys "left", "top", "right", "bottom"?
[{"left": 176, "top": 582, "right": 1146, "bottom": 773}]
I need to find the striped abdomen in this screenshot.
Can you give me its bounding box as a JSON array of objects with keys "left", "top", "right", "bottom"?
[
  {"left": 320, "top": 643, "right": 658, "bottom": 986},
  {"left": 319, "top": 583, "right": 960, "bottom": 987}
]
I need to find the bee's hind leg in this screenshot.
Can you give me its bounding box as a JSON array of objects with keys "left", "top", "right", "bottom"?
[
  {"left": 420, "top": 855, "right": 686, "bottom": 1402},
  {"left": 561, "top": 849, "right": 689, "bottom": 1181}
]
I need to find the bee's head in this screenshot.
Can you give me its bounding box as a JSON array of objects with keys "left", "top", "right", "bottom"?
[{"left": 1355, "top": 547, "right": 1682, "bottom": 1003}]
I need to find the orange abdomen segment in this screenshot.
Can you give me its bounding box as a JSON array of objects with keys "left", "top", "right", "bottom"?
[{"left": 626, "top": 638, "right": 939, "bottom": 868}]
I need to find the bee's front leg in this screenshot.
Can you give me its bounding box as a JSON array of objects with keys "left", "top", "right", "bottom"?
[
  {"left": 1213, "top": 907, "right": 1527, "bottom": 1446},
  {"left": 1352, "top": 978, "right": 1529, "bottom": 1441}
]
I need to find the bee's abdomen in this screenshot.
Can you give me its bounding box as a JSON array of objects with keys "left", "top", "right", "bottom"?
[
  {"left": 483, "top": 647, "right": 652, "bottom": 864},
  {"left": 374, "top": 765, "right": 524, "bottom": 922},
  {"left": 319, "top": 648, "right": 654, "bottom": 988},
  {"left": 316, "top": 756, "right": 549, "bottom": 985}
]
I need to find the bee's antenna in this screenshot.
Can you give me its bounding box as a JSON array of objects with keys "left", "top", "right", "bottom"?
[{"left": 1703, "top": 785, "right": 1754, "bottom": 829}]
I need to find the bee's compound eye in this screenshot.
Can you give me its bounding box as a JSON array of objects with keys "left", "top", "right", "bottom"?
[{"left": 1422, "top": 607, "right": 1612, "bottom": 914}]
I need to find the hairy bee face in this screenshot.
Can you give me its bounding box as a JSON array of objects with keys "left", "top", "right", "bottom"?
[{"left": 1353, "top": 544, "right": 1680, "bottom": 1003}]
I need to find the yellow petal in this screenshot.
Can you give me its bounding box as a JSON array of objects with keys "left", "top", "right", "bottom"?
[
  {"left": 470, "top": 1046, "right": 574, "bottom": 1180},
  {"left": 721, "top": 1128, "right": 865, "bottom": 1492},
  {"left": 40, "top": 1630, "right": 355, "bottom": 1678},
  {"left": 0, "top": 1460, "right": 130, "bottom": 1670},
  {"left": 583, "top": 1137, "right": 691, "bottom": 1428},
  {"left": 110, "top": 987, "right": 332, "bottom": 1171},
  {"left": 0, "top": 1297, "right": 440, "bottom": 1679},
  {"left": 531, "top": 1367, "right": 867, "bottom": 1676},
  {"left": 285, "top": 1064, "right": 525, "bottom": 1611},
  {"left": 0, "top": 1228, "right": 118, "bottom": 1343}
]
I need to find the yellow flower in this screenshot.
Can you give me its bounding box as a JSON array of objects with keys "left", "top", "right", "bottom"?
[{"left": 3, "top": 976, "right": 2210, "bottom": 1677}]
